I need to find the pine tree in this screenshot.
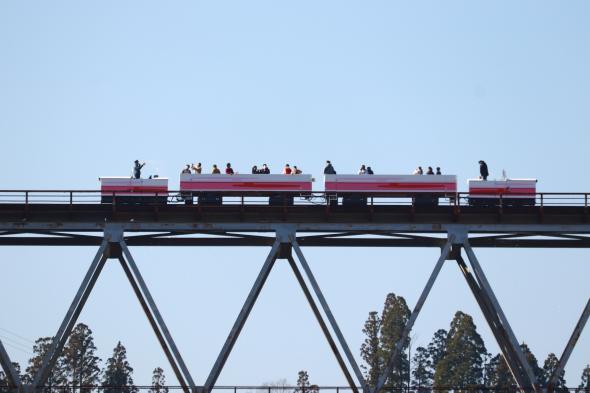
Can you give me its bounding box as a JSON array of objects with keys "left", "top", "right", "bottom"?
[
  {"left": 411, "top": 346, "right": 433, "bottom": 389},
  {"left": 360, "top": 311, "right": 382, "bottom": 387},
  {"left": 23, "top": 337, "right": 67, "bottom": 391},
  {"left": 148, "top": 367, "right": 168, "bottom": 393},
  {"left": 433, "top": 311, "right": 487, "bottom": 391},
  {"left": 579, "top": 365, "right": 590, "bottom": 389},
  {"left": 295, "top": 371, "right": 310, "bottom": 393},
  {"left": 379, "top": 293, "right": 411, "bottom": 388},
  {"left": 542, "top": 353, "right": 567, "bottom": 393},
  {"left": 426, "top": 329, "right": 447, "bottom": 376},
  {"left": 102, "top": 342, "right": 138, "bottom": 393},
  {"left": 63, "top": 323, "right": 101, "bottom": 393},
  {"left": 0, "top": 363, "right": 20, "bottom": 393}
]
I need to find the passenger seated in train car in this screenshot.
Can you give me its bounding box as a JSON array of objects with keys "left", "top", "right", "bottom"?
[
  {"left": 324, "top": 160, "right": 336, "bottom": 174},
  {"left": 358, "top": 165, "right": 367, "bottom": 175},
  {"left": 261, "top": 163, "right": 270, "bottom": 174},
  {"left": 367, "top": 166, "right": 374, "bottom": 175},
  {"left": 436, "top": 167, "right": 442, "bottom": 175},
  {"left": 181, "top": 165, "right": 191, "bottom": 174},
  {"left": 133, "top": 160, "right": 145, "bottom": 179},
  {"left": 191, "top": 162, "right": 202, "bottom": 174},
  {"left": 212, "top": 164, "right": 221, "bottom": 174},
  {"left": 479, "top": 160, "right": 489, "bottom": 180},
  {"left": 426, "top": 166, "right": 434, "bottom": 175},
  {"left": 413, "top": 166, "right": 423, "bottom": 175},
  {"left": 251, "top": 165, "right": 258, "bottom": 174},
  {"left": 225, "top": 163, "right": 234, "bottom": 175},
  {"left": 292, "top": 165, "right": 302, "bottom": 174},
  {"left": 283, "top": 164, "right": 292, "bottom": 174}
]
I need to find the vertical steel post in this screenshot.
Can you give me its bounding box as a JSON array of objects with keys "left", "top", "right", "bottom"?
[
  {"left": 119, "top": 240, "right": 196, "bottom": 393},
  {"left": 548, "top": 297, "right": 590, "bottom": 392},
  {"left": 33, "top": 239, "right": 109, "bottom": 388},
  {"left": 373, "top": 240, "right": 453, "bottom": 393},
  {"left": 204, "top": 241, "right": 281, "bottom": 393},
  {"left": 291, "top": 241, "right": 366, "bottom": 392},
  {"left": 286, "top": 256, "right": 358, "bottom": 393},
  {"left": 0, "top": 339, "right": 21, "bottom": 389},
  {"left": 463, "top": 241, "right": 539, "bottom": 393}
]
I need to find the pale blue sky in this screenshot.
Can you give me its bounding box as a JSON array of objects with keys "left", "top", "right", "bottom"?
[{"left": 1, "top": 0, "right": 589, "bottom": 387}]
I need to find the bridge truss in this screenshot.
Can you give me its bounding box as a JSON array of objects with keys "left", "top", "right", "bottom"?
[{"left": 0, "top": 202, "right": 589, "bottom": 393}]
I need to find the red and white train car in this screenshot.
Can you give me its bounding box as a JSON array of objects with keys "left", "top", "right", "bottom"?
[
  {"left": 324, "top": 174, "right": 457, "bottom": 205},
  {"left": 99, "top": 177, "right": 168, "bottom": 203},
  {"left": 468, "top": 179, "right": 537, "bottom": 206},
  {"left": 180, "top": 174, "right": 313, "bottom": 205}
]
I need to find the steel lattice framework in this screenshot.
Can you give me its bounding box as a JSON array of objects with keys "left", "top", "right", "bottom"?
[{"left": 0, "top": 201, "right": 589, "bottom": 393}]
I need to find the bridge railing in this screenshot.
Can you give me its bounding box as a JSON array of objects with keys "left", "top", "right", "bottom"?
[{"left": 0, "top": 190, "right": 589, "bottom": 208}]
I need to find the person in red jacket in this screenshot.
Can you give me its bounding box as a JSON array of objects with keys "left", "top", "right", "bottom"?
[
  {"left": 282, "top": 164, "right": 292, "bottom": 174},
  {"left": 225, "top": 163, "right": 234, "bottom": 175}
]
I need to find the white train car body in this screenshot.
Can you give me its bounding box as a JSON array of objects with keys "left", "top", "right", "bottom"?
[{"left": 468, "top": 179, "right": 537, "bottom": 206}]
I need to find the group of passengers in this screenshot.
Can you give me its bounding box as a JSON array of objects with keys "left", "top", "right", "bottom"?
[
  {"left": 179, "top": 162, "right": 304, "bottom": 175},
  {"left": 413, "top": 166, "right": 442, "bottom": 175}
]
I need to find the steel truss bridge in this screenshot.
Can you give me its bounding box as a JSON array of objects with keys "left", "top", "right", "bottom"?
[{"left": 0, "top": 190, "right": 589, "bottom": 393}]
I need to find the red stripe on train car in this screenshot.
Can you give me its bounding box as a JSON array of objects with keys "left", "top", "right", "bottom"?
[
  {"left": 180, "top": 181, "right": 312, "bottom": 191},
  {"left": 324, "top": 182, "right": 456, "bottom": 192}
]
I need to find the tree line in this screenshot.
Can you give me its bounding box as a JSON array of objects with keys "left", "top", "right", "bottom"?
[
  {"left": 0, "top": 323, "right": 168, "bottom": 393},
  {"left": 360, "top": 292, "right": 590, "bottom": 391},
  {"left": 2, "top": 301, "right": 590, "bottom": 392}
]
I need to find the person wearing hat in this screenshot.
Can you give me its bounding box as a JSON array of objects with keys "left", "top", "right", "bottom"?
[
  {"left": 324, "top": 160, "right": 336, "bottom": 175},
  {"left": 479, "top": 160, "right": 489, "bottom": 180},
  {"left": 133, "top": 160, "right": 145, "bottom": 179}
]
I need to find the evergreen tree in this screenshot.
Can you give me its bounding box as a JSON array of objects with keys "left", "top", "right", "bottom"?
[
  {"left": 295, "top": 371, "right": 310, "bottom": 393},
  {"left": 102, "top": 342, "right": 138, "bottom": 393},
  {"left": 360, "top": 311, "right": 382, "bottom": 387},
  {"left": 579, "top": 365, "right": 590, "bottom": 389},
  {"left": 485, "top": 354, "right": 516, "bottom": 393},
  {"left": 148, "top": 367, "right": 168, "bottom": 393},
  {"left": 520, "top": 343, "right": 543, "bottom": 384},
  {"left": 411, "top": 346, "right": 433, "bottom": 389},
  {"left": 63, "top": 323, "right": 101, "bottom": 393},
  {"left": 23, "top": 337, "right": 67, "bottom": 391},
  {"left": 0, "top": 363, "right": 20, "bottom": 393},
  {"left": 379, "top": 293, "right": 411, "bottom": 388},
  {"left": 433, "top": 311, "right": 487, "bottom": 391},
  {"left": 542, "top": 353, "right": 567, "bottom": 393},
  {"left": 426, "top": 329, "right": 447, "bottom": 375}
]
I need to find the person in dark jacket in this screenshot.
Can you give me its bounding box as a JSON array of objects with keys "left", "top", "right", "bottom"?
[
  {"left": 426, "top": 166, "right": 434, "bottom": 175},
  {"left": 261, "top": 163, "right": 270, "bottom": 174},
  {"left": 367, "top": 166, "right": 374, "bottom": 175},
  {"left": 324, "top": 160, "right": 336, "bottom": 175},
  {"left": 436, "top": 167, "right": 442, "bottom": 175},
  {"left": 133, "top": 160, "right": 145, "bottom": 179},
  {"left": 479, "top": 160, "right": 489, "bottom": 180}
]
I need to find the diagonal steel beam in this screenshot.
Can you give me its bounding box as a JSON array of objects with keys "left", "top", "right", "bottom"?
[
  {"left": 204, "top": 241, "right": 281, "bottom": 393},
  {"left": 455, "top": 255, "right": 530, "bottom": 391},
  {"left": 0, "top": 339, "right": 21, "bottom": 388},
  {"left": 548, "top": 297, "right": 590, "bottom": 392},
  {"left": 463, "top": 240, "right": 540, "bottom": 393},
  {"left": 33, "top": 240, "right": 109, "bottom": 388},
  {"left": 286, "top": 256, "right": 358, "bottom": 393},
  {"left": 119, "top": 240, "right": 196, "bottom": 393},
  {"left": 291, "top": 241, "right": 366, "bottom": 391},
  {"left": 373, "top": 239, "right": 453, "bottom": 393}
]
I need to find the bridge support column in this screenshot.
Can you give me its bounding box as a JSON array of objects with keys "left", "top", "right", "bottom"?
[
  {"left": 0, "top": 339, "right": 21, "bottom": 392},
  {"left": 547, "top": 297, "right": 590, "bottom": 393},
  {"left": 31, "top": 227, "right": 195, "bottom": 393},
  {"left": 119, "top": 239, "right": 196, "bottom": 393},
  {"left": 462, "top": 240, "right": 540, "bottom": 393},
  {"left": 372, "top": 236, "right": 453, "bottom": 393}
]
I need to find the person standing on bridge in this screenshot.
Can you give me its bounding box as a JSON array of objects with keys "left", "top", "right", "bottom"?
[
  {"left": 133, "top": 160, "right": 145, "bottom": 179},
  {"left": 324, "top": 160, "right": 336, "bottom": 175},
  {"left": 479, "top": 160, "right": 489, "bottom": 180}
]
